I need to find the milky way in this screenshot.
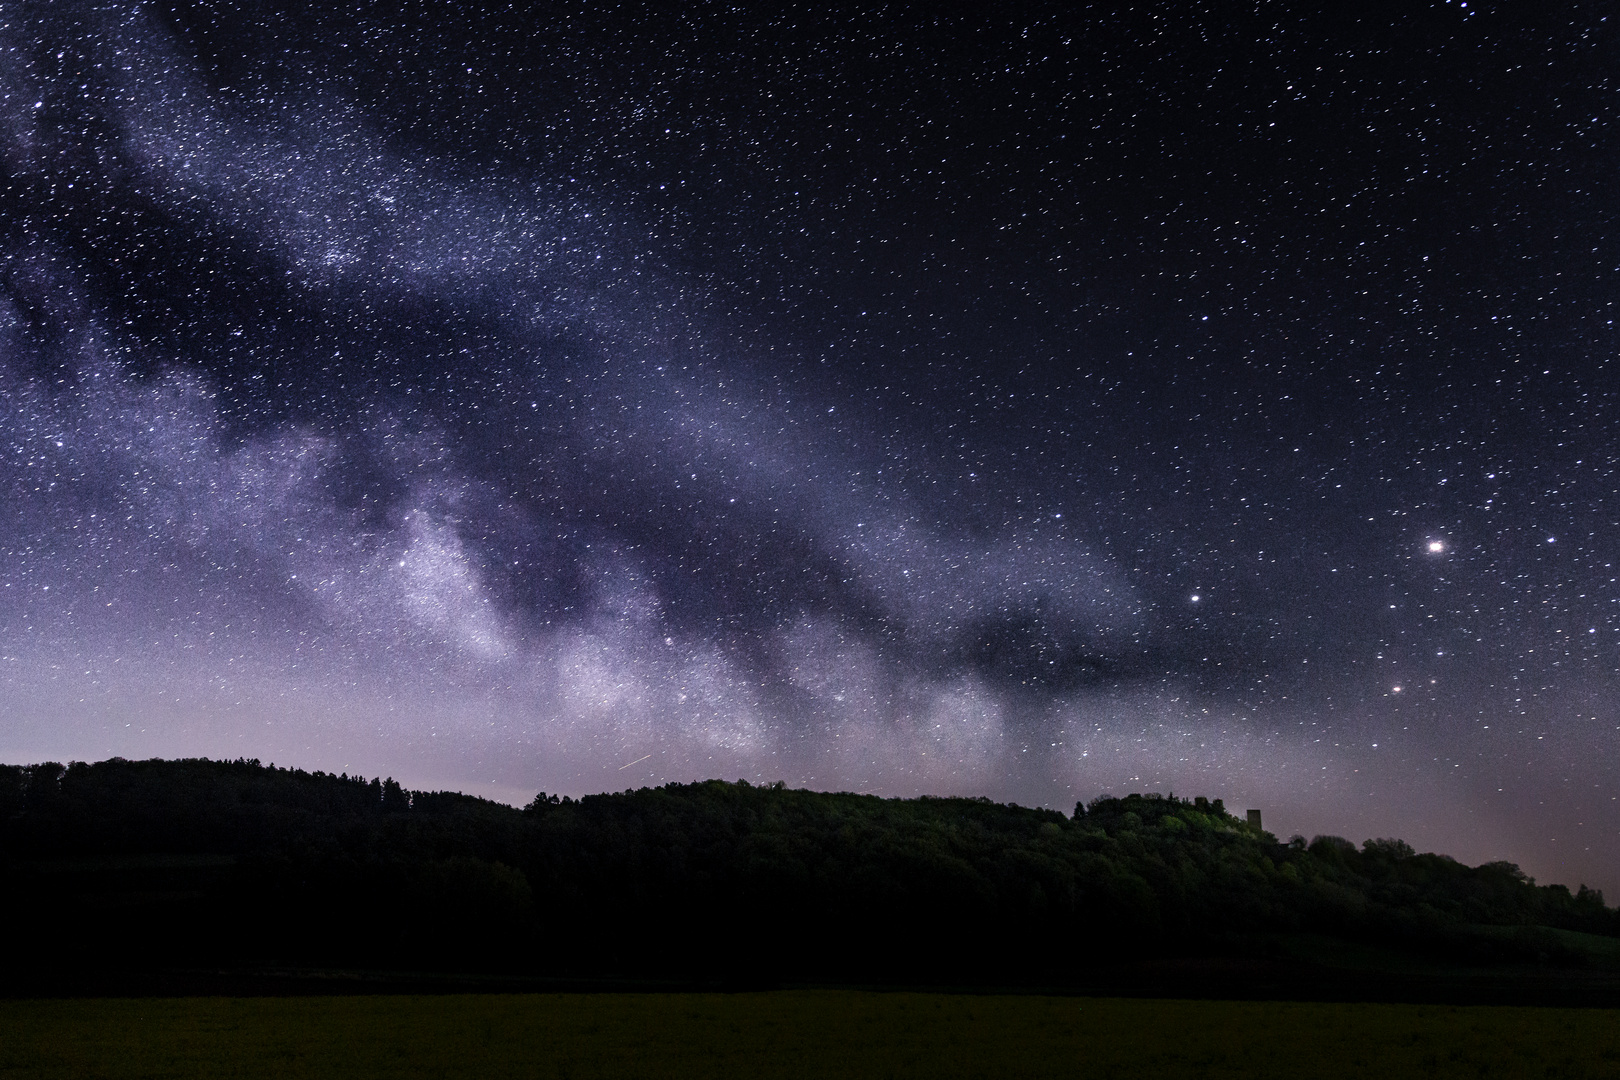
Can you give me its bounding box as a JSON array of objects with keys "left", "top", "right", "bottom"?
[{"left": 2, "top": 1, "right": 1617, "bottom": 892}]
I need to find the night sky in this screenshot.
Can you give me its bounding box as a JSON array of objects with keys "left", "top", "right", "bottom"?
[{"left": 2, "top": 1, "right": 1617, "bottom": 892}]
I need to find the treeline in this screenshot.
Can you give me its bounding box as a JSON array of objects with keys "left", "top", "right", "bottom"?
[{"left": 0, "top": 757, "right": 1614, "bottom": 985}]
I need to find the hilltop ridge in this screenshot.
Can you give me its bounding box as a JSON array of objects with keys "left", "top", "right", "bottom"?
[{"left": 1, "top": 757, "right": 1615, "bottom": 998}]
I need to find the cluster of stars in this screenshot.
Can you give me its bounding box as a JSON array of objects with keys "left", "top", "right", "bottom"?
[{"left": 0, "top": 0, "right": 1615, "bottom": 891}]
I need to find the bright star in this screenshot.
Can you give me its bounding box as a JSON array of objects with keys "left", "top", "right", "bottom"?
[{"left": 1427, "top": 540, "right": 1445, "bottom": 554}]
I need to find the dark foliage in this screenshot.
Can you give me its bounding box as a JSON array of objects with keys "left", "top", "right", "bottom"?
[{"left": 0, "top": 759, "right": 1613, "bottom": 985}]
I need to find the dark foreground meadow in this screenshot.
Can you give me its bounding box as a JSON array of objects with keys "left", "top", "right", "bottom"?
[{"left": 1, "top": 991, "right": 1617, "bottom": 1079}]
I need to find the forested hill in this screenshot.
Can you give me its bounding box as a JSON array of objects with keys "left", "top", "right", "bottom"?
[{"left": 1, "top": 757, "right": 1615, "bottom": 989}]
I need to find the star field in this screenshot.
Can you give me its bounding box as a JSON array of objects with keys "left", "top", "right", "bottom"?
[{"left": 1, "top": 0, "right": 1617, "bottom": 892}]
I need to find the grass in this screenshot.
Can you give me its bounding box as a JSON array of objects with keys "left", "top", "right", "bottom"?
[{"left": 1, "top": 990, "right": 1618, "bottom": 1079}]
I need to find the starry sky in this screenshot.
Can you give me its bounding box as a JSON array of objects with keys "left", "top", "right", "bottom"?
[{"left": 2, "top": 1, "right": 1617, "bottom": 892}]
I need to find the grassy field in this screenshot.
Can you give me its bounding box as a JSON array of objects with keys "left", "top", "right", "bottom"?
[{"left": 1, "top": 990, "right": 1618, "bottom": 1079}]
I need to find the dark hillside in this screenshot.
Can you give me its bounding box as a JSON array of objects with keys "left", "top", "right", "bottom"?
[{"left": 0, "top": 758, "right": 1614, "bottom": 995}]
